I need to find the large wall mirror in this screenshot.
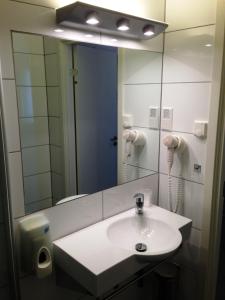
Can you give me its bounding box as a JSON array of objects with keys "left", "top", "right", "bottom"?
[{"left": 12, "top": 31, "right": 162, "bottom": 214}]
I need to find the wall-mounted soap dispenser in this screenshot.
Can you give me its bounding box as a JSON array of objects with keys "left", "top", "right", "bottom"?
[{"left": 19, "top": 214, "right": 52, "bottom": 278}]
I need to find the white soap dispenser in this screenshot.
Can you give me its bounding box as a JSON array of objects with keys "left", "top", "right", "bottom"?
[{"left": 19, "top": 214, "right": 52, "bottom": 278}]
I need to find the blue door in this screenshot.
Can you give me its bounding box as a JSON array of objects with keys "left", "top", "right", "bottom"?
[{"left": 73, "top": 44, "right": 118, "bottom": 194}]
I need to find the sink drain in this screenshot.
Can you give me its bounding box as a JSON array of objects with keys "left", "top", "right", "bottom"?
[{"left": 135, "top": 243, "right": 147, "bottom": 252}]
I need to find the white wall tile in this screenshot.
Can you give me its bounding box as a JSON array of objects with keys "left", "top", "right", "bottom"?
[
  {"left": 122, "top": 164, "right": 156, "bottom": 183},
  {"left": 102, "top": 33, "right": 163, "bottom": 52},
  {"left": 1, "top": 80, "right": 20, "bottom": 152},
  {"left": 8, "top": 152, "right": 25, "bottom": 218},
  {"left": 103, "top": 174, "right": 158, "bottom": 219},
  {"left": 47, "top": 87, "right": 60, "bottom": 116},
  {"left": 160, "top": 131, "right": 206, "bottom": 184},
  {"left": 126, "top": 128, "right": 159, "bottom": 172},
  {"left": 0, "top": 29, "right": 15, "bottom": 79},
  {"left": 25, "top": 198, "right": 52, "bottom": 214},
  {"left": 14, "top": 53, "right": 46, "bottom": 86},
  {"left": 22, "top": 145, "right": 50, "bottom": 176},
  {"left": 17, "top": 87, "right": 48, "bottom": 117},
  {"left": 50, "top": 146, "right": 63, "bottom": 174},
  {"left": 10, "top": 0, "right": 165, "bottom": 21},
  {"left": 12, "top": 31, "right": 44, "bottom": 54},
  {"left": 24, "top": 172, "right": 52, "bottom": 204},
  {"left": 49, "top": 117, "right": 62, "bottom": 146},
  {"left": 122, "top": 49, "right": 162, "bottom": 84},
  {"left": 43, "top": 36, "right": 58, "bottom": 54},
  {"left": 159, "top": 173, "right": 204, "bottom": 230},
  {"left": 162, "top": 83, "right": 211, "bottom": 133},
  {"left": 16, "top": 192, "right": 103, "bottom": 241},
  {"left": 45, "top": 54, "right": 59, "bottom": 86},
  {"left": 124, "top": 84, "right": 161, "bottom": 128},
  {"left": 20, "top": 117, "right": 49, "bottom": 148},
  {"left": 166, "top": 0, "right": 216, "bottom": 32},
  {"left": 51, "top": 173, "right": 64, "bottom": 203},
  {"left": 163, "top": 26, "right": 215, "bottom": 83}
]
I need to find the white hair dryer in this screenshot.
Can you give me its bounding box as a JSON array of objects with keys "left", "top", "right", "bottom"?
[
  {"left": 163, "top": 135, "right": 186, "bottom": 212},
  {"left": 122, "top": 129, "right": 146, "bottom": 183},
  {"left": 123, "top": 129, "right": 146, "bottom": 158}
]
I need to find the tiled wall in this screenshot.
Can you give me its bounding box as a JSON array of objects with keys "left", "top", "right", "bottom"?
[
  {"left": 120, "top": 48, "right": 162, "bottom": 182},
  {"left": 12, "top": 32, "right": 53, "bottom": 214},
  {"left": 158, "top": 1, "right": 217, "bottom": 299},
  {"left": 44, "top": 36, "right": 65, "bottom": 205},
  {"left": 12, "top": 32, "right": 67, "bottom": 213}
]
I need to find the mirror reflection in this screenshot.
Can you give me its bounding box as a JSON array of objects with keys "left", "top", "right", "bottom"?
[{"left": 12, "top": 31, "right": 162, "bottom": 214}]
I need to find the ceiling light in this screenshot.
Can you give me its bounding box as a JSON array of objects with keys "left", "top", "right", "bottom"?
[
  {"left": 143, "top": 25, "right": 154, "bottom": 36},
  {"left": 86, "top": 12, "right": 100, "bottom": 25},
  {"left": 111, "top": 38, "right": 118, "bottom": 42},
  {"left": 117, "top": 19, "right": 130, "bottom": 31},
  {"left": 85, "top": 34, "right": 94, "bottom": 38},
  {"left": 54, "top": 28, "right": 64, "bottom": 33},
  {"left": 205, "top": 43, "right": 212, "bottom": 47}
]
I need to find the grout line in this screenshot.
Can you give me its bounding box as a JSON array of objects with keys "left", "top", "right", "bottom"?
[
  {"left": 8, "top": 150, "right": 21, "bottom": 154},
  {"left": 124, "top": 163, "right": 157, "bottom": 173},
  {"left": 165, "top": 23, "right": 216, "bottom": 34},
  {"left": 161, "top": 129, "right": 197, "bottom": 135},
  {"left": 162, "top": 81, "right": 211, "bottom": 84},
  {"left": 23, "top": 171, "right": 51, "bottom": 179},
  {"left": 157, "top": 24, "right": 166, "bottom": 207},
  {"left": 14, "top": 52, "right": 44, "bottom": 56},
  {"left": 191, "top": 226, "right": 202, "bottom": 232},
  {"left": 45, "top": 53, "right": 57, "bottom": 56},
  {"left": 51, "top": 171, "right": 63, "bottom": 177},
  {"left": 23, "top": 171, "right": 50, "bottom": 178},
  {"left": 159, "top": 171, "right": 204, "bottom": 185},
  {"left": 124, "top": 82, "right": 161, "bottom": 85},
  {"left": 20, "top": 116, "right": 49, "bottom": 119},
  {"left": 16, "top": 85, "right": 59, "bottom": 88},
  {"left": 21, "top": 144, "right": 50, "bottom": 150},
  {"left": 133, "top": 125, "right": 159, "bottom": 131},
  {"left": 25, "top": 197, "right": 52, "bottom": 206},
  {"left": 9, "top": 0, "right": 55, "bottom": 10}
]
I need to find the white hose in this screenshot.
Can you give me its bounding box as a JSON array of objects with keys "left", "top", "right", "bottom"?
[
  {"left": 167, "top": 148, "right": 184, "bottom": 213},
  {"left": 167, "top": 148, "right": 175, "bottom": 212}
]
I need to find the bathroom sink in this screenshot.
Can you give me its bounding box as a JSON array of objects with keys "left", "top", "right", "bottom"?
[
  {"left": 53, "top": 205, "right": 191, "bottom": 296},
  {"left": 107, "top": 215, "right": 182, "bottom": 260}
]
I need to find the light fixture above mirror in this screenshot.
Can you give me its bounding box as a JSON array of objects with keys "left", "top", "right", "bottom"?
[{"left": 56, "top": 1, "right": 168, "bottom": 40}]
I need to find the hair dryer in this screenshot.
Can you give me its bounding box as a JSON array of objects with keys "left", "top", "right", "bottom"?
[{"left": 163, "top": 135, "right": 186, "bottom": 213}]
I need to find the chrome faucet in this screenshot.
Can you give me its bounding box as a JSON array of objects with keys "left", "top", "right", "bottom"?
[{"left": 134, "top": 193, "right": 144, "bottom": 214}]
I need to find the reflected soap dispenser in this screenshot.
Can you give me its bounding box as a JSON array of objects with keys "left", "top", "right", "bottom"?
[{"left": 19, "top": 214, "right": 52, "bottom": 278}]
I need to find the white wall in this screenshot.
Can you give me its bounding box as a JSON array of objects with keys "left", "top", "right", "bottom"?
[
  {"left": 158, "top": 1, "right": 217, "bottom": 299},
  {"left": 11, "top": 0, "right": 165, "bottom": 20},
  {"left": 119, "top": 48, "right": 162, "bottom": 183}
]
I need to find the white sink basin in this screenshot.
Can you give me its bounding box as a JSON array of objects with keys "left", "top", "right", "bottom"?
[
  {"left": 53, "top": 205, "right": 191, "bottom": 296},
  {"left": 107, "top": 215, "right": 182, "bottom": 260}
]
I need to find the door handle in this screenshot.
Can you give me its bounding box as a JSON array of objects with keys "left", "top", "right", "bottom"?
[{"left": 110, "top": 136, "right": 117, "bottom": 142}]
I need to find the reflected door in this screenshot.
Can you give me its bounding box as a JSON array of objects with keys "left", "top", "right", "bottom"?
[{"left": 73, "top": 44, "right": 118, "bottom": 194}]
